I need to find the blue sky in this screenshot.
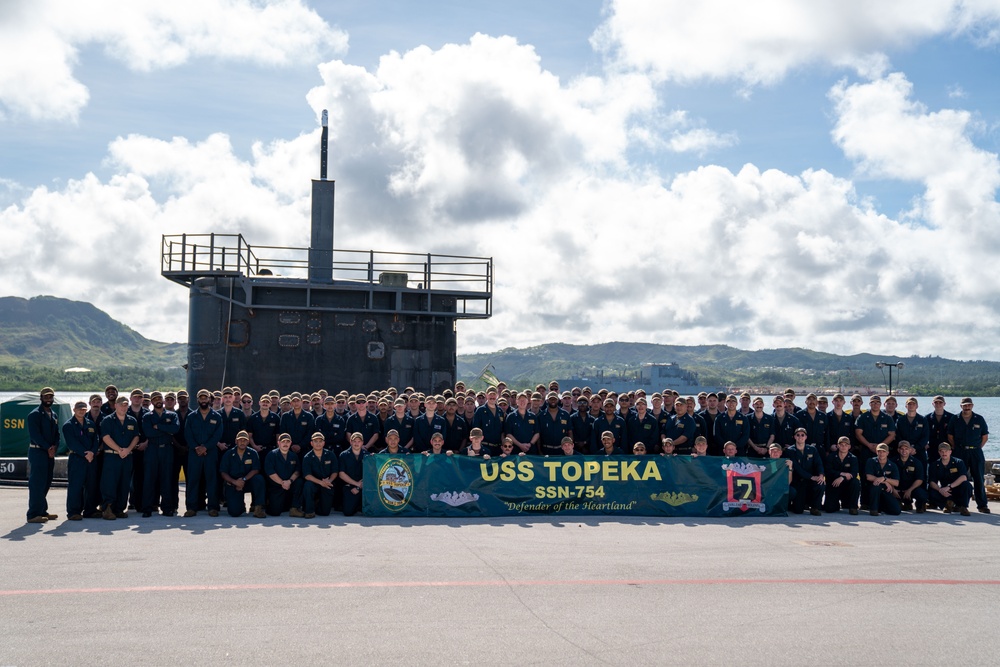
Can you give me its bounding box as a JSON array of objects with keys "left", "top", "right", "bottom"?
[{"left": 2, "top": 1, "right": 1000, "bottom": 360}]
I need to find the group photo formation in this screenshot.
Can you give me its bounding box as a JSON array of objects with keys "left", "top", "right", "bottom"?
[{"left": 23, "top": 380, "right": 991, "bottom": 524}]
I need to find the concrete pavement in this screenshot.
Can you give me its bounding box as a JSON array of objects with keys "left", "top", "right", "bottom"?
[{"left": 2, "top": 486, "right": 998, "bottom": 666}]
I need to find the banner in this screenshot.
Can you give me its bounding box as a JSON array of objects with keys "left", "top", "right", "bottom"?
[{"left": 363, "top": 454, "right": 788, "bottom": 517}]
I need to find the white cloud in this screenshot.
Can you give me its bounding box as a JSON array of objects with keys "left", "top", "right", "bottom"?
[
  {"left": 593, "top": 0, "right": 1000, "bottom": 86},
  {"left": 667, "top": 128, "right": 738, "bottom": 155},
  {"left": 0, "top": 0, "right": 347, "bottom": 122},
  {"left": 830, "top": 72, "right": 1000, "bottom": 236},
  {"left": 307, "top": 33, "right": 658, "bottom": 225},
  {"left": 3, "top": 31, "right": 1000, "bottom": 363},
  {"left": 628, "top": 109, "right": 738, "bottom": 155}
]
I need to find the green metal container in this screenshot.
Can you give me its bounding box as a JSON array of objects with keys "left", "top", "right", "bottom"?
[{"left": 1, "top": 392, "right": 71, "bottom": 457}]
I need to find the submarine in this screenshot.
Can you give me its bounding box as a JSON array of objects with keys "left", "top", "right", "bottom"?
[{"left": 161, "top": 111, "right": 493, "bottom": 397}]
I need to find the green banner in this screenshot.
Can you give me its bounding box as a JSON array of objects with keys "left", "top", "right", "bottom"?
[{"left": 363, "top": 454, "right": 789, "bottom": 517}]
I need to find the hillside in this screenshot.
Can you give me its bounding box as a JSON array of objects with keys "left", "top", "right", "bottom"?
[
  {"left": 457, "top": 342, "right": 1000, "bottom": 395},
  {"left": 1, "top": 296, "right": 997, "bottom": 395},
  {"left": 0, "top": 296, "right": 185, "bottom": 369}
]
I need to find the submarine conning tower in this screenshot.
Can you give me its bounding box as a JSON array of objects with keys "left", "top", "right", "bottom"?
[{"left": 161, "top": 110, "right": 493, "bottom": 397}]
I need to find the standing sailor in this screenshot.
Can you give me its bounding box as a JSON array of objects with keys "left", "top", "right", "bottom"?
[
  {"left": 26, "top": 387, "right": 60, "bottom": 523},
  {"left": 63, "top": 400, "right": 100, "bottom": 521},
  {"left": 100, "top": 396, "right": 139, "bottom": 520},
  {"left": 183, "top": 389, "right": 223, "bottom": 518},
  {"left": 947, "top": 397, "right": 990, "bottom": 514}
]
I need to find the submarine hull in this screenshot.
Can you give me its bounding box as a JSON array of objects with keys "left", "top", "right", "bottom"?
[{"left": 186, "top": 277, "right": 459, "bottom": 396}]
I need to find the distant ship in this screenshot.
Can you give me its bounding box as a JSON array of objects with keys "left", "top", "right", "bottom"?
[{"left": 555, "top": 362, "right": 723, "bottom": 396}]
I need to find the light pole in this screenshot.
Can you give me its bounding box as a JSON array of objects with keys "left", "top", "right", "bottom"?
[{"left": 874, "top": 361, "right": 904, "bottom": 395}]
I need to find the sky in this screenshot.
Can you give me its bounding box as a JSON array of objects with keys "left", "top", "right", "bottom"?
[{"left": 2, "top": 0, "right": 1000, "bottom": 360}]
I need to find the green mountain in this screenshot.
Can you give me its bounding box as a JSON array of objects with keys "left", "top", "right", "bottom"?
[
  {"left": 0, "top": 296, "right": 185, "bottom": 368},
  {"left": 1, "top": 296, "right": 997, "bottom": 395},
  {"left": 458, "top": 342, "right": 1000, "bottom": 395},
  {"left": 0, "top": 296, "right": 186, "bottom": 390}
]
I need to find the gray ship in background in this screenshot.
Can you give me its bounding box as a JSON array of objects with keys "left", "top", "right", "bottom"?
[
  {"left": 161, "top": 111, "right": 493, "bottom": 397},
  {"left": 554, "top": 362, "right": 723, "bottom": 396}
]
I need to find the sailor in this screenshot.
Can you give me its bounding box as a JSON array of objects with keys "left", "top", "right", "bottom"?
[
  {"left": 925, "top": 396, "right": 952, "bottom": 463},
  {"left": 561, "top": 436, "right": 581, "bottom": 456},
  {"left": 826, "top": 393, "right": 856, "bottom": 461},
  {"left": 886, "top": 398, "right": 925, "bottom": 461},
  {"left": 412, "top": 395, "right": 448, "bottom": 454},
  {"left": 264, "top": 433, "right": 304, "bottom": 517},
  {"left": 239, "top": 393, "right": 255, "bottom": 419},
  {"left": 441, "top": 397, "right": 469, "bottom": 453},
  {"left": 713, "top": 395, "right": 750, "bottom": 456},
  {"left": 505, "top": 391, "right": 540, "bottom": 455},
  {"left": 169, "top": 390, "right": 191, "bottom": 515},
  {"left": 864, "top": 443, "right": 901, "bottom": 516},
  {"left": 346, "top": 397, "right": 381, "bottom": 451},
  {"left": 772, "top": 396, "right": 800, "bottom": 448},
  {"left": 424, "top": 431, "right": 452, "bottom": 456},
  {"left": 62, "top": 400, "right": 100, "bottom": 521},
  {"left": 25, "top": 387, "right": 60, "bottom": 523},
  {"left": 339, "top": 432, "right": 369, "bottom": 516},
  {"left": 854, "top": 395, "right": 896, "bottom": 509},
  {"left": 747, "top": 397, "right": 775, "bottom": 458},
  {"left": 472, "top": 388, "right": 506, "bottom": 455},
  {"left": 537, "top": 391, "right": 576, "bottom": 454},
  {"left": 597, "top": 431, "right": 624, "bottom": 456},
  {"left": 823, "top": 436, "right": 860, "bottom": 515},
  {"left": 928, "top": 442, "right": 972, "bottom": 516},
  {"left": 490, "top": 435, "right": 516, "bottom": 458},
  {"left": 219, "top": 430, "right": 266, "bottom": 518},
  {"left": 947, "top": 397, "right": 990, "bottom": 514},
  {"left": 247, "top": 394, "right": 281, "bottom": 460},
  {"left": 797, "top": 394, "right": 828, "bottom": 453},
  {"left": 301, "top": 432, "right": 339, "bottom": 518},
  {"left": 892, "top": 440, "right": 927, "bottom": 513},
  {"left": 100, "top": 385, "right": 118, "bottom": 417},
  {"left": 592, "top": 398, "right": 626, "bottom": 454},
  {"left": 465, "top": 427, "right": 489, "bottom": 457},
  {"left": 699, "top": 393, "right": 722, "bottom": 454},
  {"left": 615, "top": 393, "right": 635, "bottom": 419},
  {"left": 782, "top": 427, "right": 824, "bottom": 515},
  {"left": 661, "top": 398, "right": 695, "bottom": 455},
  {"left": 183, "top": 389, "right": 224, "bottom": 518},
  {"left": 381, "top": 399, "right": 414, "bottom": 452},
  {"left": 627, "top": 398, "right": 661, "bottom": 454},
  {"left": 217, "top": 387, "right": 247, "bottom": 456},
  {"left": 126, "top": 388, "right": 149, "bottom": 512},
  {"left": 279, "top": 392, "right": 316, "bottom": 455},
  {"left": 650, "top": 393, "right": 671, "bottom": 432},
  {"left": 883, "top": 395, "right": 903, "bottom": 422},
  {"left": 100, "top": 395, "right": 139, "bottom": 520},
  {"left": 378, "top": 429, "right": 410, "bottom": 456},
  {"left": 141, "top": 391, "right": 180, "bottom": 517}
]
